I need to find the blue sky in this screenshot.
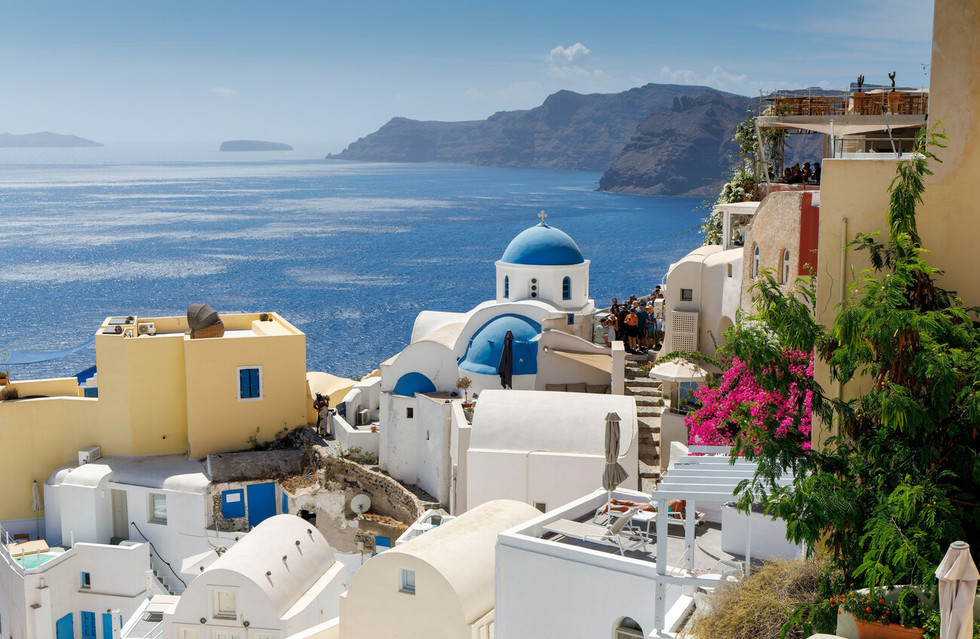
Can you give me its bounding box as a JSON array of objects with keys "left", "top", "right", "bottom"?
[{"left": 0, "top": 0, "right": 934, "bottom": 151}]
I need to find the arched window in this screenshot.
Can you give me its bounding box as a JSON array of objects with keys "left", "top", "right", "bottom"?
[
  {"left": 752, "top": 244, "right": 760, "bottom": 279},
  {"left": 615, "top": 617, "right": 644, "bottom": 639},
  {"left": 781, "top": 249, "right": 791, "bottom": 284},
  {"left": 562, "top": 276, "right": 571, "bottom": 300},
  {"left": 503, "top": 275, "right": 509, "bottom": 299}
]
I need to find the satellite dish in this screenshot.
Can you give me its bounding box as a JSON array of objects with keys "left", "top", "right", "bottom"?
[{"left": 350, "top": 494, "right": 371, "bottom": 515}]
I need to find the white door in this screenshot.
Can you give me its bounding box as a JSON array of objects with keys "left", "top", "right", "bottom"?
[{"left": 111, "top": 489, "right": 129, "bottom": 540}]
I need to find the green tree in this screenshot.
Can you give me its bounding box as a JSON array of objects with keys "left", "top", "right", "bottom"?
[{"left": 716, "top": 124, "right": 979, "bottom": 634}]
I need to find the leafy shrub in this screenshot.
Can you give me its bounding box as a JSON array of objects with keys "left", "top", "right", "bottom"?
[{"left": 684, "top": 556, "right": 825, "bottom": 639}]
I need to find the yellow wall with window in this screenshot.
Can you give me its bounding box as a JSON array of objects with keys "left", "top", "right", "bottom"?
[{"left": 0, "top": 312, "right": 309, "bottom": 522}]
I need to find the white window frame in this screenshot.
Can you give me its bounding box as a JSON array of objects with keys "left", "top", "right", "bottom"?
[
  {"left": 209, "top": 586, "right": 238, "bottom": 620},
  {"left": 781, "top": 249, "right": 791, "bottom": 284},
  {"left": 236, "top": 366, "right": 264, "bottom": 402},
  {"left": 148, "top": 493, "right": 167, "bottom": 525},
  {"left": 399, "top": 568, "right": 416, "bottom": 595}
]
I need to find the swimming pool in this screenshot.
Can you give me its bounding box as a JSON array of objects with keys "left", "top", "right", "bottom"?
[{"left": 13, "top": 551, "right": 63, "bottom": 569}]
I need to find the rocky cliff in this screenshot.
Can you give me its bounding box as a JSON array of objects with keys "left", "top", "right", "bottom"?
[
  {"left": 329, "top": 83, "right": 737, "bottom": 172},
  {"left": 597, "top": 91, "right": 755, "bottom": 197}
]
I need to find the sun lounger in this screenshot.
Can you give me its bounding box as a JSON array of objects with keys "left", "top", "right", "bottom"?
[
  {"left": 629, "top": 508, "right": 705, "bottom": 537},
  {"left": 543, "top": 508, "right": 645, "bottom": 555}
]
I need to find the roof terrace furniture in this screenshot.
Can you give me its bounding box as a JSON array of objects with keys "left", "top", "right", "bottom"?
[{"left": 543, "top": 507, "right": 644, "bottom": 556}]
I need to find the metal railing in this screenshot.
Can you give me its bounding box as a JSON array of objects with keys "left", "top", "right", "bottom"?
[{"left": 760, "top": 87, "right": 929, "bottom": 117}]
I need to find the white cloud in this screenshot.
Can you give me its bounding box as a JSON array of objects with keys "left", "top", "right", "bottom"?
[
  {"left": 654, "top": 65, "right": 799, "bottom": 95},
  {"left": 547, "top": 42, "right": 603, "bottom": 79},
  {"left": 208, "top": 86, "right": 239, "bottom": 97}
]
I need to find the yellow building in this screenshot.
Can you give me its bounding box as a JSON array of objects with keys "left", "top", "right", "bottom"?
[
  {"left": 0, "top": 311, "right": 309, "bottom": 531},
  {"left": 812, "top": 0, "right": 980, "bottom": 445}
]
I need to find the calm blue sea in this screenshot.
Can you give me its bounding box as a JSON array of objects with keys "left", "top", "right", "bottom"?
[{"left": 0, "top": 149, "right": 704, "bottom": 379}]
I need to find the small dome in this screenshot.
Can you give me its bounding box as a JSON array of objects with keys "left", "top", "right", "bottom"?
[
  {"left": 393, "top": 372, "right": 437, "bottom": 397},
  {"left": 459, "top": 314, "right": 540, "bottom": 376},
  {"left": 501, "top": 223, "right": 585, "bottom": 266}
]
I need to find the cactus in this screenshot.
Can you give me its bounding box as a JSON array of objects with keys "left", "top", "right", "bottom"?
[
  {"left": 857, "top": 74, "right": 865, "bottom": 91},
  {"left": 888, "top": 71, "right": 896, "bottom": 91}
]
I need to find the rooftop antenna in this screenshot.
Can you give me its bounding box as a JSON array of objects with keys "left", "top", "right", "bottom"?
[
  {"left": 538, "top": 210, "right": 548, "bottom": 225},
  {"left": 350, "top": 494, "right": 371, "bottom": 516}
]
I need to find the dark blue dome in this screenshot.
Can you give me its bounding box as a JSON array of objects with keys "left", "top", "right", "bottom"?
[
  {"left": 459, "top": 314, "right": 540, "bottom": 376},
  {"left": 393, "top": 372, "right": 437, "bottom": 397},
  {"left": 501, "top": 223, "right": 585, "bottom": 266}
]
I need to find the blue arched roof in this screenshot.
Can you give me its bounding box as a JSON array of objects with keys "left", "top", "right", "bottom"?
[
  {"left": 459, "top": 314, "right": 541, "bottom": 376},
  {"left": 393, "top": 372, "right": 437, "bottom": 397},
  {"left": 500, "top": 223, "right": 585, "bottom": 266}
]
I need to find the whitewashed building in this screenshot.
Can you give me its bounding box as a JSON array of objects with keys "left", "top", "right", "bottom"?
[
  {"left": 466, "top": 390, "right": 638, "bottom": 513},
  {"left": 125, "top": 515, "right": 346, "bottom": 639},
  {"left": 366, "top": 218, "right": 625, "bottom": 509},
  {"left": 338, "top": 500, "right": 539, "bottom": 639},
  {"left": 0, "top": 536, "right": 152, "bottom": 639}
]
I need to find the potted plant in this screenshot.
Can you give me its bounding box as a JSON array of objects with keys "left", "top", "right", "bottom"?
[
  {"left": 851, "top": 74, "right": 868, "bottom": 114},
  {"left": 0, "top": 372, "right": 7, "bottom": 386},
  {"left": 456, "top": 376, "right": 475, "bottom": 420},
  {"left": 833, "top": 586, "right": 931, "bottom": 639}
]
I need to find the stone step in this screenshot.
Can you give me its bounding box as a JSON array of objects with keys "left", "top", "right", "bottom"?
[
  {"left": 638, "top": 459, "right": 661, "bottom": 476},
  {"left": 632, "top": 397, "right": 662, "bottom": 408},
  {"left": 626, "top": 379, "right": 664, "bottom": 396},
  {"left": 626, "top": 377, "right": 660, "bottom": 388},
  {"left": 637, "top": 407, "right": 664, "bottom": 418},
  {"left": 640, "top": 476, "right": 660, "bottom": 493}
]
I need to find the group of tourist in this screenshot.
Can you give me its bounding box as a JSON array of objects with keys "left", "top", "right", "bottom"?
[
  {"left": 779, "top": 161, "right": 821, "bottom": 185},
  {"left": 593, "top": 287, "right": 666, "bottom": 354}
]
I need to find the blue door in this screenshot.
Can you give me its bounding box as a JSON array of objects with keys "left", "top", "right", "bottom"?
[
  {"left": 56, "top": 613, "right": 74, "bottom": 639},
  {"left": 221, "top": 489, "right": 246, "bottom": 519},
  {"left": 81, "top": 611, "right": 96, "bottom": 639},
  {"left": 102, "top": 613, "right": 113, "bottom": 639},
  {"left": 246, "top": 482, "right": 276, "bottom": 527}
]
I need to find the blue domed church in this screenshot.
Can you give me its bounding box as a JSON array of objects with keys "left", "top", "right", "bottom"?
[{"left": 373, "top": 217, "right": 620, "bottom": 502}]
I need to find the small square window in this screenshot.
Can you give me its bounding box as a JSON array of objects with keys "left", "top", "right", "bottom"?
[
  {"left": 406, "top": 407, "right": 413, "bottom": 419},
  {"left": 680, "top": 288, "right": 694, "bottom": 302},
  {"left": 237, "top": 367, "right": 262, "bottom": 401},
  {"left": 81, "top": 571, "right": 91, "bottom": 589},
  {"left": 399, "top": 568, "right": 416, "bottom": 594},
  {"left": 533, "top": 502, "right": 547, "bottom": 513},
  {"left": 148, "top": 494, "right": 167, "bottom": 524},
  {"left": 213, "top": 590, "right": 237, "bottom": 619}
]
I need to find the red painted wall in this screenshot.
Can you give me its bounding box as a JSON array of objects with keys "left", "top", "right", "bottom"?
[{"left": 799, "top": 193, "right": 820, "bottom": 276}]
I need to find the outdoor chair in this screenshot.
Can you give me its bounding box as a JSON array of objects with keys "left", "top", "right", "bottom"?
[{"left": 543, "top": 507, "right": 645, "bottom": 555}]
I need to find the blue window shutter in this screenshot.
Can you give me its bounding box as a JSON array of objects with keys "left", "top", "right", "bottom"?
[
  {"left": 81, "top": 611, "right": 96, "bottom": 639},
  {"left": 249, "top": 369, "right": 260, "bottom": 397},
  {"left": 239, "top": 369, "right": 249, "bottom": 398},
  {"left": 102, "top": 613, "right": 112, "bottom": 639}
]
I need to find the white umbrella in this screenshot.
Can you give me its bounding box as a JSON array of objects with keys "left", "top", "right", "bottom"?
[
  {"left": 648, "top": 359, "right": 707, "bottom": 383},
  {"left": 935, "top": 541, "right": 979, "bottom": 639}
]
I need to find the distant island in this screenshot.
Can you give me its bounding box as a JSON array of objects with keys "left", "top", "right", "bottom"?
[
  {"left": 0, "top": 132, "right": 103, "bottom": 148},
  {"left": 220, "top": 140, "right": 293, "bottom": 152}
]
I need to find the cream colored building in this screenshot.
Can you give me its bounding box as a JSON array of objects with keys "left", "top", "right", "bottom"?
[
  {"left": 812, "top": 0, "right": 980, "bottom": 445},
  {"left": 0, "top": 312, "right": 309, "bottom": 537},
  {"left": 337, "top": 500, "right": 540, "bottom": 639}
]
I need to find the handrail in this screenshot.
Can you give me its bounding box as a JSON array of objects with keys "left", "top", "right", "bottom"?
[{"left": 129, "top": 522, "right": 186, "bottom": 589}]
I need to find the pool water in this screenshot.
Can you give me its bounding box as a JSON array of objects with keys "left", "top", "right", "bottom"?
[{"left": 13, "top": 551, "right": 62, "bottom": 569}]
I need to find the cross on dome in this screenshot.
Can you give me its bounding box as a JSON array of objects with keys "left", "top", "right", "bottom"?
[{"left": 537, "top": 210, "right": 548, "bottom": 225}]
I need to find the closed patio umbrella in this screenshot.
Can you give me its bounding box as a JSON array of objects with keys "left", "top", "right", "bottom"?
[
  {"left": 498, "top": 330, "right": 514, "bottom": 389},
  {"left": 602, "top": 412, "right": 629, "bottom": 512},
  {"left": 31, "top": 480, "right": 42, "bottom": 538},
  {"left": 935, "top": 541, "right": 979, "bottom": 639}
]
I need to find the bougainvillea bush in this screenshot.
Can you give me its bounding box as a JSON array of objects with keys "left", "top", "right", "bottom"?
[{"left": 686, "top": 351, "right": 813, "bottom": 449}]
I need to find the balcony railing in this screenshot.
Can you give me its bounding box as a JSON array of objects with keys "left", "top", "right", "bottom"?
[{"left": 762, "top": 88, "right": 929, "bottom": 117}]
